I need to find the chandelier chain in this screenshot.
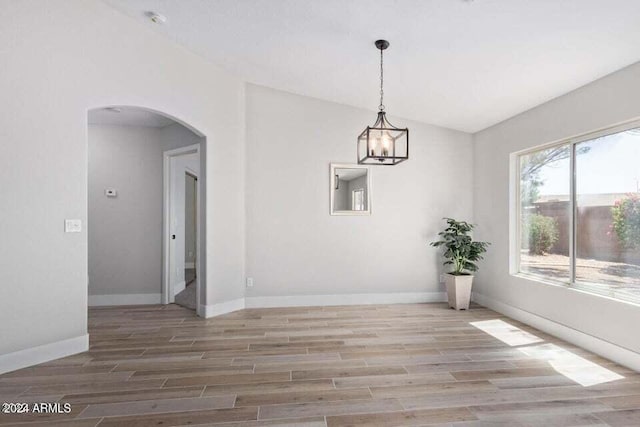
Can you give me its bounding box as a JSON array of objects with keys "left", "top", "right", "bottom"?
[{"left": 379, "top": 46, "right": 385, "bottom": 111}]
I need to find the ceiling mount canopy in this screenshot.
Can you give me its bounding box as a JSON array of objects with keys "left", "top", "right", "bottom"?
[{"left": 357, "top": 39, "right": 408, "bottom": 166}]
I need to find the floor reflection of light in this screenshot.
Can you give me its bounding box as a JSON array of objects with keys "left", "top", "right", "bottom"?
[
  {"left": 470, "top": 320, "right": 624, "bottom": 387},
  {"left": 518, "top": 343, "right": 624, "bottom": 387},
  {"left": 470, "top": 319, "right": 544, "bottom": 346}
]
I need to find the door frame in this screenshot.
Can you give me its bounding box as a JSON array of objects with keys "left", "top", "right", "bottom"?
[{"left": 162, "top": 143, "right": 202, "bottom": 316}]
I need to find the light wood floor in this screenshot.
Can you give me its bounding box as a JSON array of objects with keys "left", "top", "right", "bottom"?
[{"left": 1, "top": 303, "right": 640, "bottom": 426}]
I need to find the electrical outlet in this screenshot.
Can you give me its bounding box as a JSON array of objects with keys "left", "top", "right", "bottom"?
[
  {"left": 64, "top": 219, "right": 82, "bottom": 233},
  {"left": 246, "top": 277, "right": 254, "bottom": 288},
  {"left": 439, "top": 274, "right": 446, "bottom": 284}
]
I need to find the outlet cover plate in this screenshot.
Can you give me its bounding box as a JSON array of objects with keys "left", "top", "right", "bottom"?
[{"left": 65, "top": 219, "right": 82, "bottom": 233}]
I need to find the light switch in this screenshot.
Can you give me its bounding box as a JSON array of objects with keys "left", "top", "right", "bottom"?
[{"left": 65, "top": 219, "right": 82, "bottom": 233}]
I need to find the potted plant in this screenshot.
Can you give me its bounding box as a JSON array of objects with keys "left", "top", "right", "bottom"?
[{"left": 430, "top": 218, "right": 489, "bottom": 310}]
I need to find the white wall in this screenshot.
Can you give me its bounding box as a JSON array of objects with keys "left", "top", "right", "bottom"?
[
  {"left": 245, "top": 84, "right": 473, "bottom": 301},
  {"left": 0, "top": 0, "right": 245, "bottom": 363},
  {"left": 473, "top": 61, "right": 640, "bottom": 355},
  {"left": 7, "top": 0, "right": 638, "bottom": 375}
]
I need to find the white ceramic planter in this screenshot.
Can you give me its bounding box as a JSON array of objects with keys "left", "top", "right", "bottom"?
[{"left": 445, "top": 274, "right": 474, "bottom": 310}]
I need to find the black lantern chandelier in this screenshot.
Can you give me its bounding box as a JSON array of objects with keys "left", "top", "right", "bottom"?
[{"left": 357, "top": 40, "right": 409, "bottom": 165}]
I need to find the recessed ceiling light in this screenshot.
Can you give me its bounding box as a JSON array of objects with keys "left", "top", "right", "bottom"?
[
  {"left": 146, "top": 11, "right": 167, "bottom": 24},
  {"left": 105, "top": 107, "right": 122, "bottom": 113}
]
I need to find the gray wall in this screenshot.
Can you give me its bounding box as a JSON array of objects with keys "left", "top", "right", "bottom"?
[
  {"left": 89, "top": 125, "right": 162, "bottom": 298},
  {"left": 0, "top": 0, "right": 245, "bottom": 357},
  {"left": 334, "top": 178, "right": 350, "bottom": 211},
  {"left": 185, "top": 174, "right": 197, "bottom": 266},
  {"left": 474, "top": 61, "right": 640, "bottom": 354},
  {"left": 161, "top": 123, "right": 203, "bottom": 155},
  {"left": 88, "top": 123, "right": 199, "bottom": 299},
  {"left": 245, "top": 84, "right": 473, "bottom": 298}
]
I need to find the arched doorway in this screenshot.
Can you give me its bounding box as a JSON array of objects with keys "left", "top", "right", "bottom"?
[{"left": 87, "top": 106, "right": 207, "bottom": 316}]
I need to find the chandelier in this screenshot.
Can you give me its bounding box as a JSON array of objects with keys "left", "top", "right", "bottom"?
[{"left": 357, "top": 40, "right": 409, "bottom": 165}]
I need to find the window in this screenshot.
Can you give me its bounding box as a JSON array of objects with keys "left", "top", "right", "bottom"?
[
  {"left": 517, "top": 123, "right": 640, "bottom": 304},
  {"left": 519, "top": 145, "right": 571, "bottom": 282}
]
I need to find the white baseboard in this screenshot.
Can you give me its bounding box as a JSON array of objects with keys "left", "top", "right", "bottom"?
[
  {"left": 173, "top": 281, "right": 186, "bottom": 296},
  {"left": 0, "top": 334, "right": 89, "bottom": 375},
  {"left": 199, "top": 292, "right": 445, "bottom": 319},
  {"left": 472, "top": 292, "right": 640, "bottom": 372},
  {"left": 89, "top": 293, "right": 161, "bottom": 306},
  {"left": 185, "top": 262, "right": 195, "bottom": 269},
  {"left": 201, "top": 298, "right": 246, "bottom": 318},
  {"left": 245, "top": 292, "right": 447, "bottom": 308}
]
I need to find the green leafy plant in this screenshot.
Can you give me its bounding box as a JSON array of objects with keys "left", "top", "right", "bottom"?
[
  {"left": 524, "top": 214, "right": 558, "bottom": 255},
  {"left": 430, "top": 218, "right": 490, "bottom": 276},
  {"left": 612, "top": 194, "right": 640, "bottom": 249}
]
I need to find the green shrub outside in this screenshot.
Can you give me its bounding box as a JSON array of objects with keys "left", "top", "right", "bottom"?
[
  {"left": 612, "top": 194, "right": 640, "bottom": 249},
  {"left": 524, "top": 213, "right": 559, "bottom": 255}
]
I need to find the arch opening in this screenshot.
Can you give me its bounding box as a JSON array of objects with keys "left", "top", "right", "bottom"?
[{"left": 87, "top": 105, "right": 207, "bottom": 317}]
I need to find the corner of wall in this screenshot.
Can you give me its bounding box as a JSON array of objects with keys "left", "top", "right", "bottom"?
[
  {"left": 241, "top": 82, "right": 248, "bottom": 301},
  {"left": 470, "top": 131, "right": 478, "bottom": 223},
  {"left": 201, "top": 298, "right": 246, "bottom": 318}
]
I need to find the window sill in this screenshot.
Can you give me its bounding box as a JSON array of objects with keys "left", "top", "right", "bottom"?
[
  {"left": 513, "top": 272, "right": 570, "bottom": 288},
  {"left": 512, "top": 272, "right": 640, "bottom": 307}
]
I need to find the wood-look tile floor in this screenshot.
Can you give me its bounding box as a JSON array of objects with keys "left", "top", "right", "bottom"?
[{"left": 1, "top": 303, "right": 640, "bottom": 426}]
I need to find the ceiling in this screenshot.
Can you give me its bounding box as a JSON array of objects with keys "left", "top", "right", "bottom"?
[
  {"left": 102, "top": 0, "right": 640, "bottom": 133},
  {"left": 336, "top": 168, "right": 367, "bottom": 181},
  {"left": 88, "top": 107, "right": 176, "bottom": 127}
]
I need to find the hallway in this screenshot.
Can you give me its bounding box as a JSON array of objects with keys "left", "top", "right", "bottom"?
[{"left": 174, "top": 269, "right": 196, "bottom": 310}]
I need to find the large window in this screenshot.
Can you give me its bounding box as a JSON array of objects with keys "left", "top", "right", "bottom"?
[{"left": 517, "top": 123, "right": 640, "bottom": 304}]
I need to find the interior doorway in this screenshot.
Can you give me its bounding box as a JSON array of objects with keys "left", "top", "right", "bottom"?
[
  {"left": 184, "top": 172, "right": 198, "bottom": 286},
  {"left": 87, "top": 106, "right": 206, "bottom": 316},
  {"left": 177, "top": 173, "right": 197, "bottom": 308},
  {"left": 164, "top": 147, "right": 201, "bottom": 312}
]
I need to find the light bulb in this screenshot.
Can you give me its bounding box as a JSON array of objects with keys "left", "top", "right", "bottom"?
[
  {"left": 381, "top": 133, "right": 391, "bottom": 156},
  {"left": 370, "top": 131, "right": 392, "bottom": 158}
]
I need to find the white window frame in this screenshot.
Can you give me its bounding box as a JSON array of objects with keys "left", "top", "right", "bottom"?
[{"left": 512, "top": 118, "right": 640, "bottom": 305}]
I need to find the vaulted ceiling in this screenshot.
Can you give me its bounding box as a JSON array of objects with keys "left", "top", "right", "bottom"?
[{"left": 103, "top": 0, "right": 640, "bottom": 132}]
